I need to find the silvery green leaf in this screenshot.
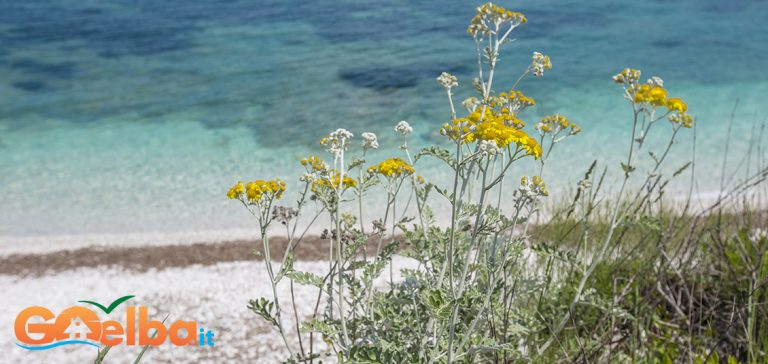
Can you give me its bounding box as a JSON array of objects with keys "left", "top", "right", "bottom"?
[{"left": 285, "top": 270, "right": 324, "bottom": 287}]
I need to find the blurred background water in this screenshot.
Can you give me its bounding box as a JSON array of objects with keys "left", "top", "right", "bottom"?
[{"left": 0, "top": 0, "right": 766, "bottom": 243}]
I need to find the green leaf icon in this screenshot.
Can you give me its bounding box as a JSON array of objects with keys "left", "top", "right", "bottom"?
[{"left": 79, "top": 295, "right": 135, "bottom": 314}]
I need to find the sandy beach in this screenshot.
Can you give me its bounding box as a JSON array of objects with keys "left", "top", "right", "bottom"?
[{"left": 1, "top": 237, "right": 416, "bottom": 363}]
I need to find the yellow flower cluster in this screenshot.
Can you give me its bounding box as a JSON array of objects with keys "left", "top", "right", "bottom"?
[
  {"left": 312, "top": 171, "right": 357, "bottom": 192},
  {"left": 632, "top": 84, "right": 669, "bottom": 106},
  {"left": 536, "top": 114, "right": 582, "bottom": 135},
  {"left": 475, "top": 118, "right": 540, "bottom": 155},
  {"left": 499, "top": 90, "right": 535, "bottom": 107},
  {"left": 441, "top": 108, "right": 542, "bottom": 159},
  {"left": 440, "top": 118, "right": 475, "bottom": 143},
  {"left": 368, "top": 158, "right": 415, "bottom": 178},
  {"left": 227, "top": 181, "right": 245, "bottom": 199},
  {"left": 247, "top": 180, "right": 286, "bottom": 202},
  {"left": 613, "top": 68, "right": 691, "bottom": 117},
  {"left": 495, "top": 90, "right": 536, "bottom": 114},
  {"left": 459, "top": 106, "right": 524, "bottom": 131},
  {"left": 468, "top": 3, "right": 526, "bottom": 37},
  {"left": 300, "top": 155, "right": 327, "bottom": 172},
  {"left": 227, "top": 179, "right": 286, "bottom": 203},
  {"left": 631, "top": 83, "right": 692, "bottom": 117},
  {"left": 666, "top": 97, "right": 688, "bottom": 113}
]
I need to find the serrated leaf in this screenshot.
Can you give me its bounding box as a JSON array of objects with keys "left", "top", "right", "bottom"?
[
  {"left": 348, "top": 158, "right": 365, "bottom": 170},
  {"left": 285, "top": 270, "right": 324, "bottom": 287},
  {"left": 415, "top": 146, "right": 455, "bottom": 169},
  {"left": 248, "top": 297, "right": 278, "bottom": 327}
]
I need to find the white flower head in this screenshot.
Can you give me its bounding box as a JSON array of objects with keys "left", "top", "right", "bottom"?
[
  {"left": 613, "top": 68, "right": 642, "bottom": 85},
  {"left": 395, "top": 120, "right": 413, "bottom": 136},
  {"left": 437, "top": 72, "right": 458, "bottom": 89},
  {"left": 320, "top": 128, "right": 354, "bottom": 157},
  {"left": 531, "top": 52, "right": 552, "bottom": 77},
  {"left": 462, "top": 97, "right": 480, "bottom": 112},
  {"left": 478, "top": 140, "right": 499, "bottom": 156},
  {"left": 361, "top": 132, "right": 378, "bottom": 150},
  {"left": 518, "top": 175, "right": 549, "bottom": 197},
  {"left": 300, "top": 172, "right": 318, "bottom": 183},
  {"left": 647, "top": 76, "right": 664, "bottom": 87},
  {"left": 468, "top": 3, "right": 526, "bottom": 39}
]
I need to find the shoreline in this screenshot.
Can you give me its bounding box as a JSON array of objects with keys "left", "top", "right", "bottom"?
[
  {"left": 0, "top": 236, "right": 402, "bottom": 277},
  {"left": 1, "top": 189, "right": 763, "bottom": 274}
]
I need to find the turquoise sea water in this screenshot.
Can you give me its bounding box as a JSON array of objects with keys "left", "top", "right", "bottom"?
[{"left": 1, "top": 0, "right": 766, "bottom": 243}]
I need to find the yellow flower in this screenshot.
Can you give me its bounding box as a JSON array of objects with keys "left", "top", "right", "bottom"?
[
  {"left": 312, "top": 171, "right": 356, "bottom": 192},
  {"left": 647, "top": 86, "right": 668, "bottom": 106},
  {"left": 368, "top": 158, "right": 415, "bottom": 178},
  {"left": 475, "top": 118, "right": 541, "bottom": 158},
  {"left": 632, "top": 84, "right": 667, "bottom": 106},
  {"left": 244, "top": 179, "right": 286, "bottom": 203},
  {"left": 519, "top": 134, "right": 543, "bottom": 159},
  {"left": 666, "top": 97, "right": 687, "bottom": 112},
  {"left": 440, "top": 108, "right": 542, "bottom": 159},
  {"left": 468, "top": 3, "right": 526, "bottom": 37},
  {"left": 504, "top": 90, "right": 536, "bottom": 106},
  {"left": 475, "top": 118, "right": 525, "bottom": 148},
  {"left": 300, "top": 155, "right": 327, "bottom": 172},
  {"left": 440, "top": 117, "right": 477, "bottom": 143},
  {"left": 537, "top": 114, "right": 581, "bottom": 136},
  {"left": 496, "top": 90, "right": 536, "bottom": 113},
  {"left": 227, "top": 181, "right": 245, "bottom": 199}
]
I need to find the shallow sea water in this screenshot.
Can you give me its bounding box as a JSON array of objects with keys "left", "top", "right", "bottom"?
[{"left": 0, "top": 0, "right": 766, "bottom": 245}]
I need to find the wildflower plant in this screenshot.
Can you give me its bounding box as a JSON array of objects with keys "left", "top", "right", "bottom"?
[{"left": 224, "top": 3, "right": 717, "bottom": 363}]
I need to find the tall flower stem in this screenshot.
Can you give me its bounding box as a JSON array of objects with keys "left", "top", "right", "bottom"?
[
  {"left": 259, "top": 222, "right": 295, "bottom": 359},
  {"left": 335, "top": 153, "right": 351, "bottom": 347}
]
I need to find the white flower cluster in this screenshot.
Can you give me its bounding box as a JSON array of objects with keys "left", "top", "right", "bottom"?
[
  {"left": 478, "top": 140, "right": 499, "bottom": 156},
  {"left": 530, "top": 52, "right": 552, "bottom": 77},
  {"left": 436, "top": 72, "right": 458, "bottom": 90},
  {"left": 668, "top": 112, "right": 694, "bottom": 128},
  {"left": 361, "top": 132, "right": 378, "bottom": 150},
  {"left": 462, "top": 97, "right": 481, "bottom": 112},
  {"left": 395, "top": 120, "right": 413, "bottom": 136},
  {"left": 612, "top": 68, "right": 641, "bottom": 84},
  {"left": 467, "top": 4, "right": 526, "bottom": 38},
  {"left": 647, "top": 76, "right": 664, "bottom": 87},
  {"left": 518, "top": 176, "right": 549, "bottom": 198},
  {"left": 300, "top": 172, "right": 318, "bottom": 183},
  {"left": 320, "top": 128, "right": 353, "bottom": 157}
]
